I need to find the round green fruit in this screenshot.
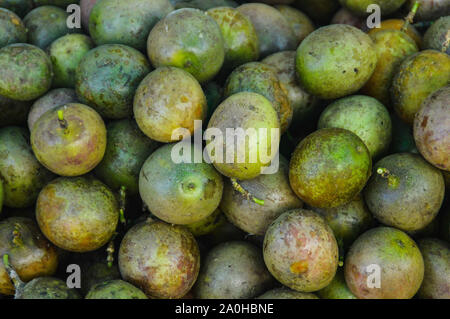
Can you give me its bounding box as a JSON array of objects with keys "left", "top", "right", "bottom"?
[
  {"left": 0, "top": 8, "right": 27, "bottom": 48},
  {"left": 258, "top": 287, "right": 318, "bottom": 299},
  {"left": 18, "top": 277, "right": 80, "bottom": 299},
  {"left": 86, "top": 280, "right": 148, "bottom": 299}
]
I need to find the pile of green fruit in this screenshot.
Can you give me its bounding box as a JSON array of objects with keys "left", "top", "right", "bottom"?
[{"left": 0, "top": 0, "right": 448, "bottom": 300}]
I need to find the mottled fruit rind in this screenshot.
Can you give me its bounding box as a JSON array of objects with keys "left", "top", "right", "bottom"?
[
  {"left": 0, "top": 8, "right": 27, "bottom": 48},
  {"left": 86, "top": 280, "right": 148, "bottom": 299},
  {"left": 257, "top": 287, "right": 318, "bottom": 299},
  {"left": 263, "top": 209, "right": 339, "bottom": 292},
  {"left": 317, "top": 269, "right": 357, "bottom": 299},
  {"left": 424, "top": 16, "right": 450, "bottom": 55},
  {"left": 194, "top": 241, "right": 274, "bottom": 298},
  {"left": 36, "top": 176, "right": 119, "bottom": 252},
  {"left": 18, "top": 277, "right": 80, "bottom": 299},
  {"left": 339, "top": 0, "right": 406, "bottom": 16},
  {"left": 345, "top": 227, "right": 424, "bottom": 299},
  {"left": 296, "top": 24, "right": 377, "bottom": 100},
  {"left": 367, "top": 19, "right": 422, "bottom": 48},
  {"left": 118, "top": 220, "right": 200, "bottom": 299},
  {"left": 289, "top": 128, "right": 372, "bottom": 208},
  {"left": 275, "top": 5, "right": 315, "bottom": 45}
]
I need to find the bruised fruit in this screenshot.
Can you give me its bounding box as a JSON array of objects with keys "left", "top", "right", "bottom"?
[
  {"left": 139, "top": 142, "right": 223, "bottom": 225},
  {"left": 0, "top": 8, "right": 27, "bottom": 48},
  {"left": 147, "top": 8, "right": 225, "bottom": 83},
  {"left": 414, "top": 86, "right": 450, "bottom": 171},
  {"left": 317, "top": 269, "right": 357, "bottom": 299},
  {"left": 36, "top": 176, "right": 119, "bottom": 252},
  {"left": 289, "top": 128, "right": 372, "bottom": 208},
  {"left": 185, "top": 208, "right": 226, "bottom": 237},
  {"left": 0, "top": 0, "right": 33, "bottom": 17},
  {"left": 86, "top": 280, "right": 148, "bottom": 299},
  {"left": 194, "top": 241, "right": 274, "bottom": 299},
  {"left": 0, "top": 126, "right": 55, "bottom": 208},
  {"left": 18, "top": 277, "right": 80, "bottom": 299},
  {"left": 31, "top": 103, "right": 107, "bottom": 176},
  {"left": 275, "top": 5, "right": 315, "bottom": 45},
  {"left": 133, "top": 66, "right": 206, "bottom": 143},
  {"left": 258, "top": 287, "right": 318, "bottom": 299},
  {"left": 119, "top": 220, "right": 200, "bottom": 299},
  {"left": 345, "top": 227, "right": 424, "bottom": 299},
  {"left": 0, "top": 95, "right": 31, "bottom": 127},
  {"left": 424, "top": 16, "right": 450, "bottom": 54},
  {"left": 263, "top": 209, "right": 339, "bottom": 292},
  {"left": 0, "top": 43, "right": 52, "bottom": 101},
  {"left": 296, "top": 24, "right": 377, "bottom": 100},
  {"left": 0, "top": 217, "right": 58, "bottom": 295},
  {"left": 339, "top": 0, "right": 406, "bottom": 16}
]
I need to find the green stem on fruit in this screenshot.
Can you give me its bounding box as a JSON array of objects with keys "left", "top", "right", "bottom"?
[
  {"left": 377, "top": 168, "right": 400, "bottom": 189},
  {"left": 441, "top": 30, "right": 450, "bottom": 52},
  {"left": 57, "top": 109, "right": 68, "bottom": 129},
  {"left": 230, "top": 178, "right": 264, "bottom": 206},
  {"left": 119, "top": 186, "right": 126, "bottom": 225},
  {"left": 2, "top": 254, "right": 25, "bottom": 298},
  {"left": 401, "top": 1, "right": 420, "bottom": 33}
]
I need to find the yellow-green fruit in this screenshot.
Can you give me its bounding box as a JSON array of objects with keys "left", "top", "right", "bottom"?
[
  {"left": 367, "top": 19, "right": 422, "bottom": 48},
  {"left": 317, "top": 269, "right": 357, "bottom": 299}
]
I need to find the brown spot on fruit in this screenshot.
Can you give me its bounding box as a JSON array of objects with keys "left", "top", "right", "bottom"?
[{"left": 290, "top": 260, "right": 308, "bottom": 274}]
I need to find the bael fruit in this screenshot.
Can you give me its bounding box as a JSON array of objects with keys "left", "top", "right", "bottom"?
[
  {"left": 0, "top": 8, "right": 26, "bottom": 48},
  {"left": 423, "top": 16, "right": 450, "bottom": 54},
  {"left": 339, "top": 0, "right": 406, "bottom": 16},
  {"left": 31, "top": 103, "right": 107, "bottom": 176},
  {"left": 275, "top": 5, "right": 315, "bottom": 45},
  {"left": 0, "top": 0, "right": 33, "bottom": 17},
  {"left": 173, "top": 0, "right": 238, "bottom": 10},
  {"left": 85, "top": 280, "right": 148, "bottom": 299},
  {"left": 185, "top": 208, "right": 226, "bottom": 237},
  {"left": 289, "top": 128, "right": 372, "bottom": 208},
  {"left": 263, "top": 209, "right": 339, "bottom": 292},
  {"left": 17, "top": 277, "right": 80, "bottom": 299},
  {"left": 257, "top": 287, "right": 318, "bottom": 299},
  {"left": 317, "top": 269, "right": 357, "bottom": 299},
  {"left": 331, "top": 8, "right": 365, "bottom": 29},
  {"left": 404, "top": 0, "right": 450, "bottom": 21},
  {"left": 367, "top": 19, "right": 422, "bottom": 48},
  {"left": 36, "top": 176, "right": 119, "bottom": 252}
]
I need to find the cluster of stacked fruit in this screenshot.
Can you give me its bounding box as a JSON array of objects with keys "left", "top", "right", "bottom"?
[{"left": 0, "top": 0, "right": 448, "bottom": 299}]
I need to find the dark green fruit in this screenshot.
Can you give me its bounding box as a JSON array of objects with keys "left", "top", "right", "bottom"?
[
  {"left": 206, "top": 92, "right": 280, "bottom": 180},
  {"left": 27, "top": 88, "right": 78, "bottom": 130},
  {"left": 18, "top": 277, "right": 80, "bottom": 299},
  {"left": 89, "top": 0, "right": 173, "bottom": 51},
  {"left": 23, "top": 5, "right": 80, "bottom": 49},
  {"left": 339, "top": 0, "right": 407, "bottom": 16},
  {"left": 417, "top": 238, "right": 450, "bottom": 299},
  {"left": 86, "top": 280, "right": 148, "bottom": 299},
  {"left": 185, "top": 208, "right": 226, "bottom": 237},
  {"left": 139, "top": 142, "right": 223, "bottom": 225},
  {"left": 0, "top": 217, "right": 58, "bottom": 295},
  {"left": 118, "top": 220, "right": 200, "bottom": 299},
  {"left": 364, "top": 153, "right": 445, "bottom": 232},
  {"left": 275, "top": 5, "right": 315, "bottom": 45},
  {"left": 405, "top": 0, "right": 450, "bottom": 21},
  {"left": 345, "top": 227, "right": 424, "bottom": 299},
  {"left": 133, "top": 66, "right": 206, "bottom": 143},
  {"left": 318, "top": 95, "right": 392, "bottom": 159},
  {"left": 206, "top": 7, "right": 259, "bottom": 71},
  {"left": 424, "top": 16, "right": 450, "bottom": 55},
  {"left": 257, "top": 287, "right": 318, "bottom": 299},
  {"left": 294, "top": 0, "right": 339, "bottom": 25},
  {"left": 391, "top": 50, "right": 450, "bottom": 125},
  {"left": 76, "top": 44, "right": 151, "bottom": 119},
  {"left": 289, "top": 128, "right": 372, "bottom": 208},
  {"left": 31, "top": 103, "right": 107, "bottom": 176},
  {"left": 194, "top": 241, "right": 274, "bottom": 299},
  {"left": 414, "top": 86, "right": 450, "bottom": 171},
  {"left": 296, "top": 25, "right": 377, "bottom": 100},
  {"left": 48, "top": 34, "right": 94, "bottom": 88},
  {"left": 147, "top": 8, "right": 225, "bottom": 83},
  {"left": 317, "top": 269, "right": 357, "bottom": 299},
  {"left": 36, "top": 176, "right": 119, "bottom": 252},
  {"left": 0, "top": 95, "right": 31, "bottom": 127},
  {"left": 263, "top": 209, "right": 339, "bottom": 292},
  {"left": 0, "top": 0, "right": 33, "bottom": 17},
  {"left": 220, "top": 156, "right": 303, "bottom": 236},
  {"left": 0, "top": 8, "right": 27, "bottom": 48},
  {"left": 237, "top": 3, "right": 296, "bottom": 58},
  {"left": 0, "top": 43, "right": 52, "bottom": 101},
  {"left": 95, "top": 119, "right": 159, "bottom": 195},
  {"left": 0, "top": 126, "right": 55, "bottom": 208}
]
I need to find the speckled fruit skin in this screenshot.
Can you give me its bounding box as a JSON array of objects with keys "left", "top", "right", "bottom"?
[
  {"left": 0, "top": 126, "right": 55, "bottom": 208},
  {"left": 0, "top": 217, "right": 59, "bottom": 295},
  {"left": 0, "top": 0, "right": 33, "bottom": 17},
  {"left": 220, "top": 156, "right": 303, "bottom": 236},
  {"left": 18, "top": 277, "right": 80, "bottom": 299},
  {"left": 31, "top": 103, "right": 107, "bottom": 176},
  {"left": 317, "top": 268, "right": 357, "bottom": 299},
  {"left": 119, "top": 220, "right": 200, "bottom": 299},
  {"left": 391, "top": 50, "right": 450, "bottom": 125},
  {"left": 206, "top": 92, "right": 280, "bottom": 180},
  {"left": 263, "top": 209, "right": 339, "bottom": 292},
  {"left": 206, "top": 7, "right": 259, "bottom": 71},
  {"left": 185, "top": 208, "right": 226, "bottom": 237},
  {"left": 417, "top": 238, "right": 450, "bottom": 299},
  {"left": 237, "top": 3, "right": 296, "bottom": 58},
  {"left": 224, "top": 62, "right": 292, "bottom": 133},
  {"left": 296, "top": 25, "right": 377, "bottom": 100},
  {"left": 424, "top": 16, "right": 450, "bottom": 55},
  {"left": 262, "top": 51, "right": 319, "bottom": 131},
  {"left": 345, "top": 227, "right": 424, "bottom": 299},
  {"left": 289, "top": 128, "right": 372, "bottom": 209},
  {"left": 0, "top": 44, "right": 53, "bottom": 101},
  {"left": 361, "top": 30, "right": 418, "bottom": 107},
  {"left": 405, "top": 0, "right": 450, "bottom": 21},
  {"left": 27, "top": 88, "right": 78, "bottom": 130},
  {"left": 414, "top": 86, "right": 450, "bottom": 171},
  {"left": 133, "top": 66, "right": 206, "bottom": 143},
  {"left": 36, "top": 176, "right": 119, "bottom": 252},
  {"left": 318, "top": 95, "right": 392, "bottom": 159},
  {"left": 194, "top": 241, "right": 274, "bottom": 299},
  {"left": 339, "top": 0, "right": 406, "bottom": 16},
  {"left": 364, "top": 153, "right": 445, "bottom": 232},
  {"left": 86, "top": 280, "right": 148, "bottom": 299},
  {"left": 76, "top": 44, "right": 151, "bottom": 119},
  {"left": 89, "top": 0, "right": 173, "bottom": 51},
  {"left": 275, "top": 5, "right": 315, "bottom": 45},
  {"left": 48, "top": 34, "right": 94, "bottom": 88},
  {"left": 95, "top": 119, "right": 159, "bottom": 195},
  {"left": 367, "top": 19, "right": 422, "bottom": 48},
  {"left": 258, "top": 287, "right": 318, "bottom": 299},
  {"left": 147, "top": 8, "right": 225, "bottom": 83},
  {"left": 139, "top": 143, "right": 223, "bottom": 225},
  {"left": 23, "top": 6, "right": 80, "bottom": 49},
  {"left": 0, "top": 8, "right": 27, "bottom": 48},
  {"left": 0, "top": 95, "right": 31, "bottom": 127}
]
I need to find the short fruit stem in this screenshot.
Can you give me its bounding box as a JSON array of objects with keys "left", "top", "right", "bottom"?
[
  {"left": 377, "top": 167, "right": 400, "bottom": 188},
  {"left": 57, "top": 109, "right": 68, "bottom": 129},
  {"left": 401, "top": 1, "right": 420, "bottom": 33},
  {"left": 230, "top": 178, "right": 265, "bottom": 206}
]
